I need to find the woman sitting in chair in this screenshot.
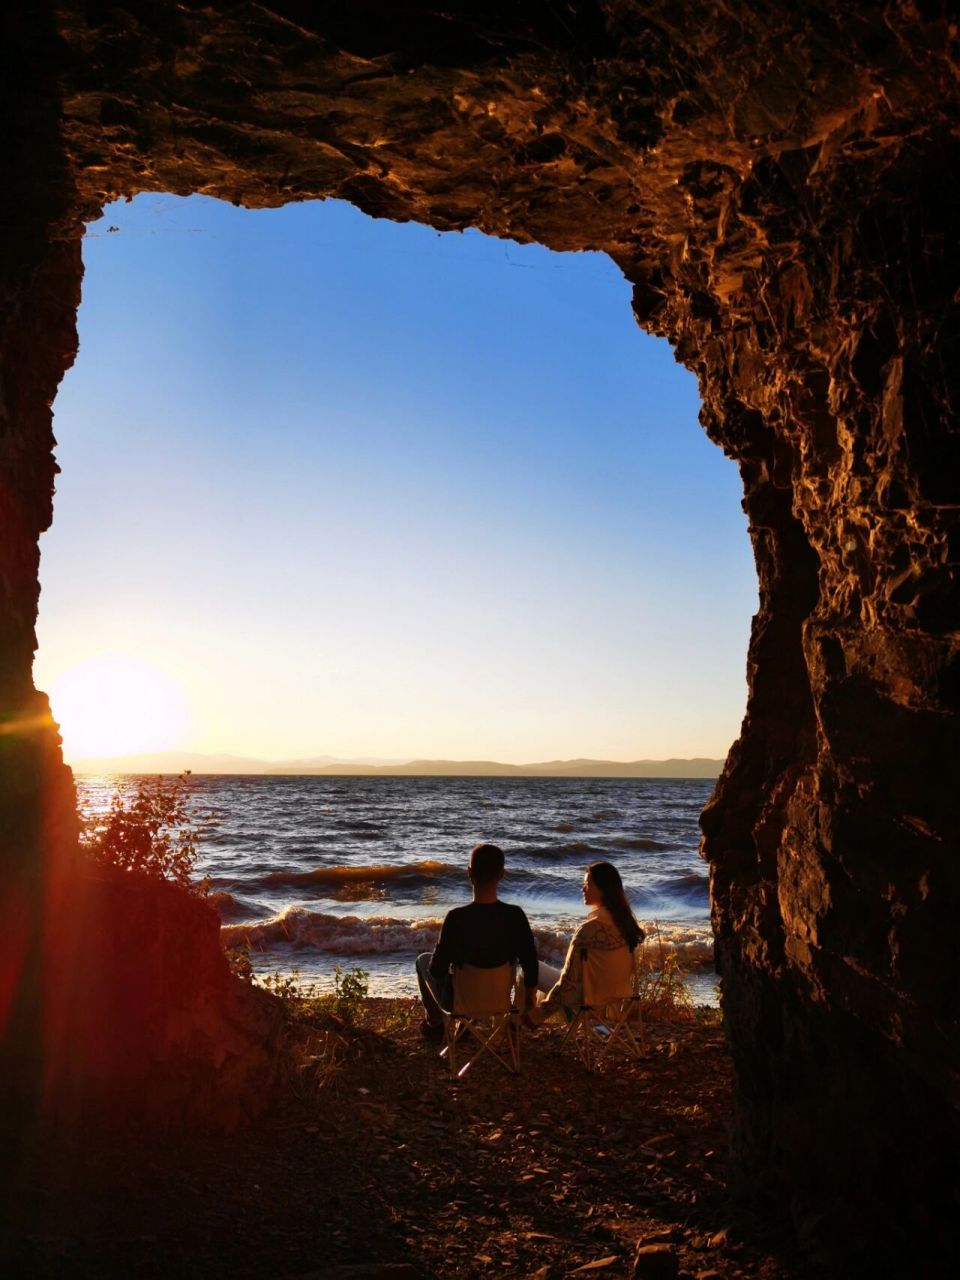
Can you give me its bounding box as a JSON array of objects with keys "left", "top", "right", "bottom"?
[{"left": 533, "top": 861, "right": 645, "bottom": 1023}]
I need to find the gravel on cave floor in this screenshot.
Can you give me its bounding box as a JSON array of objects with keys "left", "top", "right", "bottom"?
[{"left": 12, "top": 1002, "right": 813, "bottom": 1279}]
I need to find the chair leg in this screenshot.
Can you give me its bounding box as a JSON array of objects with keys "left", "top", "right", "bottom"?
[
  {"left": 560, "top": 1010, "right": 596, "bottom": 1067},
  {"left": 493, "top": 1016, "right": 518, "bottom": 1077},
  {"left": 448, "top": 1016, "right": 521, "bottom": 1079},
  {"left": 615, "top": 1008, "right": 643, "bottom": 1058},
  {"left": 562, "top": 1010, "right": 583, "bottom": 1047},
  {"left": 561, "top": 1000, "right": 647, "bottom": 1067},
  {"left": 598, "top": 1022, "right": 627, "bottom": 1059},
  {"left": 596, "top": 1000, "right": 645, "bottom": 1060},
  {"left": 504, "top": 1013, "right": 518, "bottom": 1074},
  {"left": 489, "top": 1016, "right": 518, "bottom": 1076}
]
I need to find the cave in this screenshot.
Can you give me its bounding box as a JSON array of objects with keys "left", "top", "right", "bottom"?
[{"left": 2, "top": 1, "right": 958, "bottom": 1269}]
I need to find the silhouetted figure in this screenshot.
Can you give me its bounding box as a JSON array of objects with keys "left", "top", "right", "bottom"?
[{"left": 415, "top": 842, "right": 539, "bottom": 1040}]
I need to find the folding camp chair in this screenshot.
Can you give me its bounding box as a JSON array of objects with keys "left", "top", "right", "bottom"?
[
  {"left": 439, "top": 963, "right": 520, "bottom": 1078},
  {"left": 563, "top": 944, "right": 646, "bottom": 1066}
]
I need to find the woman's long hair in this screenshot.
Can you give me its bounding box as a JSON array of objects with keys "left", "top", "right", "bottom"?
[{"left": 588, "top": 861, "right": 645, "bottom": 950}]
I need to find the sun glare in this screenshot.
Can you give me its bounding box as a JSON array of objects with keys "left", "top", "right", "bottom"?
[{"left": 48, "top": 655, "right": 192, "bottom": 761}]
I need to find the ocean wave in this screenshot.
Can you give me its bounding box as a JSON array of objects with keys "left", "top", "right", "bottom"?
[
  {"left": 221, "top": 909, "right": 713, "bottom": 968},
  {"left": 509, "top": 837, "right": 675, "bottom": 859},
  {"left": 608, "top": 836, "right": 670, "bottom": 851},
  {"left": 529, "top": 924, "right": 573, "bottom": 965},
  {"left": 222, "top": 909, "right": 571, "bottom": 964},
  {"left": 333, "top": 882, "right": 388, "bottom": 902},
  {"left": 642, "top": 922, "right": 715, "bottom": 967},
  {"left": 207, "top": 890, "right": 266, "bottom": 922},
  {"left": 656, "top": 872, "right": 709, "bottom": 899},
  {"left": 223, "top": 908, "right": 442, "bottom": 955},
  {"left": 246, "top": 861, "right": 578, "bottom": 899},
  {"left": 253, "top": 859, "right": 455, "bottom": 891},
  {"left": 508, "top": 841, "right": 606, "bottom": 861}
]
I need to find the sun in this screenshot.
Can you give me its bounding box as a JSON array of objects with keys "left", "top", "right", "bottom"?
[{"left": 48, "top": 655, "right": 192, "bottom": 761}]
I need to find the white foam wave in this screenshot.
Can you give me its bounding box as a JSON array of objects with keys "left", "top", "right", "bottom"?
[
  {"left": 642, "top": 922, "right": 715, "bottom": 967},
  {"left": 222, "top": 909, "right": 713, "bottom": 968},
  {"left": 223, "top": 908, "right": 442, "bottom": 955}
]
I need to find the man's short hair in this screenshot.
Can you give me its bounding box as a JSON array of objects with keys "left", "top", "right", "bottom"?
[{"left": 469, "top": 842, "right": 505, "bottom": 884}]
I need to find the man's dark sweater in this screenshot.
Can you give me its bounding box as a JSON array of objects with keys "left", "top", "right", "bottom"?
[{"left": 429, "top": 900, "right": 539, "bottom": 991}]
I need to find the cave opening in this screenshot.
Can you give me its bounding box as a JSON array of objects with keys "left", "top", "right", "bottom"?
[{"left": 36, "top": 190, "right": 756, "bottom": 998}]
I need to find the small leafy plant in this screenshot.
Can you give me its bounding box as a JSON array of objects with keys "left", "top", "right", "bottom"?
[
  {"left": 255, "top": 964, "right": 370, "bottom": 1027},
  {"left": 80, "top": 771, "right": 205, "bottom": 893},
  {"left": 332, "top": 963, "right": 369, "bottom": 1025},
  {"left": 258, "top": 969, "right": 313, "bottom": 1003},
  {"left": 224, "top": 939, "right": 255, "bottom": 983}
]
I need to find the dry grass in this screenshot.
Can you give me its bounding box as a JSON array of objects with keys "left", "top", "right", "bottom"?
[
  {"left": 636, "top": 925, "right": 701, "bottom": 1023},
  {"left": 280, "top": 1027, "right": 348, "bottom": 1101},
  {"left": 261, "top": 942, "right": 710, "bottom": 1102}
]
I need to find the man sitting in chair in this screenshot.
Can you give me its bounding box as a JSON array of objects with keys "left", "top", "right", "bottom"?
[{"left": 416, "top": 842, "right": 539, "bottom": 1042}]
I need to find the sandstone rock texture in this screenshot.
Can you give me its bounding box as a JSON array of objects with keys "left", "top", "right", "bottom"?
[
  {"left": 44, "top": 866, "right": 282, "bottom": 1129},
  {"left": 1, "top": 1, "right": 958, "bottom": 1265}
]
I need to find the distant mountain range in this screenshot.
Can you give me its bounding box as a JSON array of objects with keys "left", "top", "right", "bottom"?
[{"left": 71, "top": 750, "right": 724, "bottom": 778}]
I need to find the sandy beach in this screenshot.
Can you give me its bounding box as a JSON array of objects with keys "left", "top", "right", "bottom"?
[{"left": 12, "top": 999, "right": 809, "bottom": 1280}]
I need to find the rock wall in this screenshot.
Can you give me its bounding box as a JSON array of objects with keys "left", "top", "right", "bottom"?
[
  {"left": 44, "top": 866, "right": 282, "bottom": 1129},
  {"left": 0, "top": 0, "right": 84, "bottom": 1159},
  {"left": 2, "top": 2, "right": 957, "bottom": 1263}
]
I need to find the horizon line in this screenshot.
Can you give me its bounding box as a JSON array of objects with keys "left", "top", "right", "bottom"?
[{"left": 68, "top": 748, "right": 727, "bottom": 779}]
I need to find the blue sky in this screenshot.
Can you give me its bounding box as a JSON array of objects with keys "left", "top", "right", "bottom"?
[{"left": 34, "top": 194, "right": 757, "bottom": 763}]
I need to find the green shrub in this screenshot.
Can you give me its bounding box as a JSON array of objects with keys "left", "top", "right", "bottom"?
[
  {"left": 224, "top": 939, "right": 255, "bottom": 983},
  {"left": 332, "top": 963, "right": 369, "bottom": 1025},
  {"left": 255, "top": 965, "right": 369, "bottom": 1027},
  {"left": 80, "top": 771, "right": 205, "bottom": 893},
  {"left": 258, "top": 969, "right": 310, "bottom": 1003}
]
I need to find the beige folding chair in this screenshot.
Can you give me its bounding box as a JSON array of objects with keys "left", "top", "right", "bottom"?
[
  {"left": 439, "top": 963, "right": 520, "bottom": 1078},
  {"left": 563, "top": 944, "right": 646, "bottom": 1065}
]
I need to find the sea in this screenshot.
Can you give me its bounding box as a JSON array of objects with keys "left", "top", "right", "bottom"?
[{"left": 75, "top": 775, "right": 720, "bottom": 1004}]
